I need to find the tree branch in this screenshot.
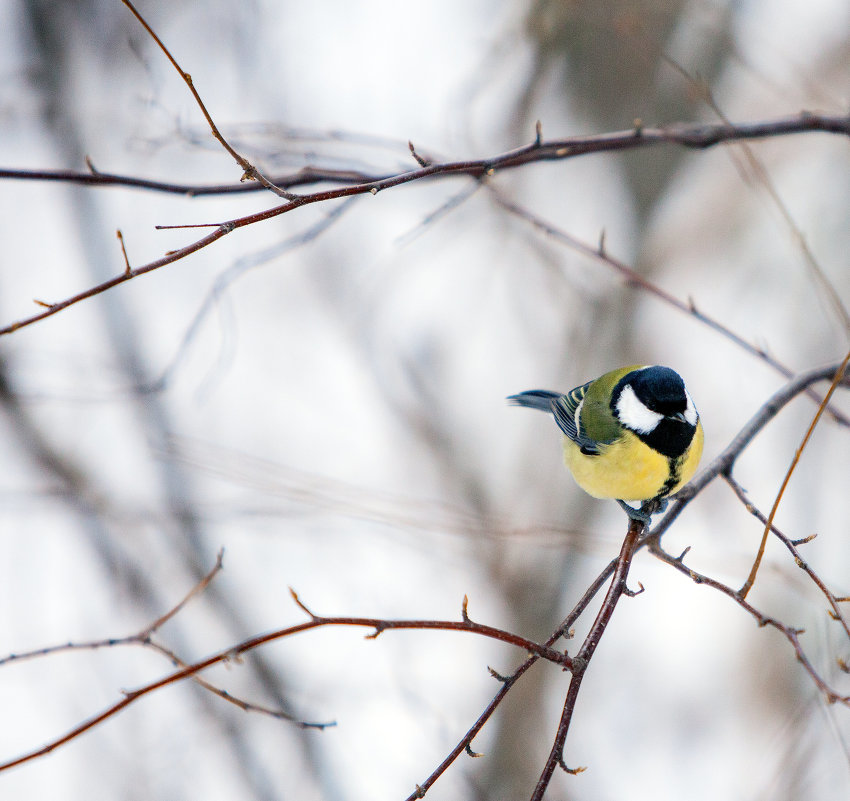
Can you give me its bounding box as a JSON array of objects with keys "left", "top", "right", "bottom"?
[
  {"left": 531, "top": 517, "right": 645, "bottom": 799},
  {"left": 0, "top": 590, "right": 568, "bottom": 773},
  {"left": 3, "top": 111, "right": 850, "bottom": 338}
]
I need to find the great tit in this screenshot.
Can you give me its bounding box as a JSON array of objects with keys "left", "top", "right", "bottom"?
[{"left": 509, "top": 365, "right": 703, "bottom": 522}]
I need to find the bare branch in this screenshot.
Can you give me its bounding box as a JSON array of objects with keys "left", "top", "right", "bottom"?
[
  {"left": 120, "top": 0, "right": 297, "bottom": 200},
  {"left": 649, "top": 361, "right": 850, "bottom": 541},
  {"left": 0, "top": 165, "right": 380, "bottom": 195},
  {"left": 724, "top": 474, "right": 850, "bottom": 641},
  {"left": 405, "top": 553, "right": 619, "bottom": 800},
  {"left": 531, "top": 517, "right": 645, "bottom": 800},
  {"left": 5, "top": 111, "right": 850, "bottom": 197},
  {"left": 648, "top": 537, "right": 850, "bottom": 707},
  {"left": 0, "top": 592, "right": 570, "bottom": 773},
  {"left": 739, "top": 350, "right": 850, "bottom": 598},
  {"left": 139, "top": 548, "right": 225, "bottom": 638},
  {"left": 115, "top": 229, "right": 131, "bottom": 275},
  {"left": 0, "top": 550, "right": 224, "bottom": 668},
  {"left": 492, "top": 193, "right": 850, "bottom": 427},
  {"left": 666, "top": 58, "right": 850, "bottom": 339},
  {"left": 5, "top": 112, "right": 850, "bottom": 338}
]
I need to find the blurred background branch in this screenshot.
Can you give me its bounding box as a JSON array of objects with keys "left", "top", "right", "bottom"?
[{"left": 0, "top": 1, "right": 849, "bottom": 799}]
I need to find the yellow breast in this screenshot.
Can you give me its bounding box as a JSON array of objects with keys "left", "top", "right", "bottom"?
[{"left": 562, "top": 423, "right": 704, "bottom": 501}]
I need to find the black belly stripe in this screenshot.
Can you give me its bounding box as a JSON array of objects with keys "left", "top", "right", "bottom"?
[{"left": 657, "top": 455, "right": 683, "bottom": 498}]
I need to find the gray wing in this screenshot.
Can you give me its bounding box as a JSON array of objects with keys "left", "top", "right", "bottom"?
[{"left": 508, "top": 382, "right": 601, "bottom": 455}]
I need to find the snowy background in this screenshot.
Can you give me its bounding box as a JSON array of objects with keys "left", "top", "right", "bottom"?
[{"left": 0, "top": 1, "right": 849, "bottom": 799}]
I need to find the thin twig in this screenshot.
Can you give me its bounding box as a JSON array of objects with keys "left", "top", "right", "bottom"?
[
  {"left": 0, "top": 550, "right": 224, "bottom": 668},
  {"left": 531, "top": 517, "right": 644, "bottom": 799},
  {"left": 648, "top": 537, "right": 850, "bottom": 706},
  {"left": 120, "top": 0, "right": 297, "bottom": 200},
  {"left": 115, "top": 229, "right": 131, "bottom": 275},
  {"left": 5, "top": 113, "right": 850, "bottom": 337},
  {"left": 139, "top": 548, "right": 224, "bottom": 637},
  {"left": 139, "top": 637, "right": 334, "bottom": 728},
  {"left": 0, "top": 165, "right": 381, "bottom": 195},
  {"left": 665, "top": 58, "right": 850, "bottom": 338},
  {"left": 5, "top": 111, "right": 850, "bottom": 197},
  {"left": 403, "top": 553, "right": 619, "bottom": 801},
  {"left": 739, "top": 350, "right": 850, "bottom": 598},
  {"left": 0, "top": 594, "right": 569, "bottom": 773},
  {"left": 649, "top": 361, "right": 850, "bottom": 542},
  {"left": 492, "top": 192, "right": 850, "bottom": 428},
  {"left": 723, "top": 473, "right": 850, "bottom": 642},
  {"left": 289, "top": 589, "right": 570, "bottom": 666},
  {"left": 0, "top": 551, "right": 327, "bottom": 728}
]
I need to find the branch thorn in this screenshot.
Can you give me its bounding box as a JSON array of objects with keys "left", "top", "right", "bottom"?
[
  {"left": 289, "top": 587, "right": 317, "bottom": 620},
  {"left": 408, "top": 141, "right": 428, "bottom": 167},
  {"left": 558, "top": 753, "right": 587, "bottom": 775},
  {"left": 116, "top": 229, "right": 132, "bottom": 275},
  {"left": 465, "top": 743, "right": 484, "bottom": 758},
  {"left": 365, "top": 624, "right": 386, "bottom": 640}
]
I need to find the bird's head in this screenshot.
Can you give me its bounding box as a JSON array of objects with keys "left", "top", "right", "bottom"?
[{"left": 611, "top": 366, "right": 699, "bottom": 458}]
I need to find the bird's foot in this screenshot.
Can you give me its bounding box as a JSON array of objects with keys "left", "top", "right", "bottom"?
[{"left": 616, "top": 497, "right": 667, "bottom": 526}]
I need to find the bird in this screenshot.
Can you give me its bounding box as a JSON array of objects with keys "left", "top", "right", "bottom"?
[{"left": 508, "top": 365, "right": 703, "bottom": 523}]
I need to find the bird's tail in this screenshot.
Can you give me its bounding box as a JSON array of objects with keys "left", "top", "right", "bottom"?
[{"left": 506, "top": 389, "right": 561, "bottom": 412}]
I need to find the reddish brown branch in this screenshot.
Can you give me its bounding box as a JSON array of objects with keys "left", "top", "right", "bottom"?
[
  {"left": 289, "top": 590, "right": 570, "bottom": 666},
  {"left": 723, "top": 473, "right": 850, "bottom": 642},
  {"left": 403, "top": 554, "right": 620, "bottom": 801},
  {"left": 121, "top": 0, "right": 296, "bottom": 200},
  {"left": 4, "top": 111, "right": 850, "bottom": 197},
  {"left": 3, "top": 113, "right": 850, "bottom": 337},
  {"left": 0, "top": 549, "right": 224, "bottom": 668},
  {"left": 531, "top": 517, "right": 644, "bottom": 799},
  {"left": 739, "top": 350, "right": 850, "bottom": 598},
  {"left": 647, "top": 536, "right": 850, "bottom": 706},
  {"left": 0, "top": 593, "right": 567, "bottom": 773},
  {"left": 0, "top": 551, "right": 327, "bottom": 729},
  {"left": 493, "top": 194, "right": 850, "bottom": 428}
]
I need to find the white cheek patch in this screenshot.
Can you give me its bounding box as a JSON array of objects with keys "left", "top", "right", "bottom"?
[
  {"left": 684, "top": 390, "right": 698, "bottom": 426},
  {"left": 615, "top": 384, "right": 663, "bottom": 434}
]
